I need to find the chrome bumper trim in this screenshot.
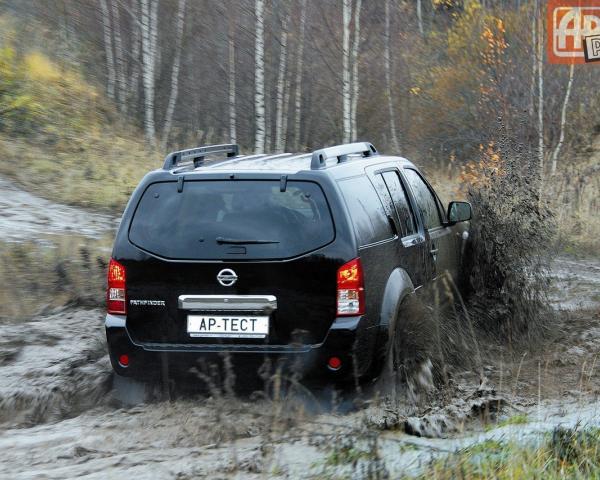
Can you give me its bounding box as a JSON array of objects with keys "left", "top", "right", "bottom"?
[{"left": 178, "top": 294, "right": 277, "bottom": 312}]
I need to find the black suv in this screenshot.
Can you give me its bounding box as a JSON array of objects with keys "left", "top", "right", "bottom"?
[{"left": 106, "top": 142, "right": 471, "bottom": 381}]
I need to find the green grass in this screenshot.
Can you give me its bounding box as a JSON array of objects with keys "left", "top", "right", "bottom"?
[
  {"left": 415, "top": 427, "right": 600, "bottom": 479},
  {"left": 484, "top": 414, "right": 529, "bottom": 431}
]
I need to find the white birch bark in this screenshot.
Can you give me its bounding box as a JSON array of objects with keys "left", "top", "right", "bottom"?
[
  {"left": 254, "top": 0, "right": 266, "bottom": 154},
  {"left": 228, "top": 11, "right": 237, "bottom": 144},
  {"left": 281, "top": 62, "right": 292, "bottom": 151},
  {"left": 140, "top": 0, "right": 159, "bottom": 143},
  {"left": 110, "top": 0, "right": 127, "bottom": 111},
  {"left": 417, "top": 0, "right": 423, "bottom": 36},
  {"left": 128, "top": 0, "right": 142, "bottom": 106},
  {"left": 350, "top": 0, "right": 362, "bottom": 142},
  {"left": 536, "top": 6, "right": 544, "bottom": 178},
  {"left": 529, "top": 10, "right": 536, "bottom": 117},
  {"left": 161, "top": 0, "right": 186, "bottom": 149},
  {"left": 550, "top": 63, "right": 575, "bottom": 175},
  {"left": 275, "top": 10, "right": 290, "bottom": 152},
  {"left": 98, "top": 0, "right": 116, "bottom": 101},
  {"left": 384, "top": 0, "right": 400, "bottom": 152},
  {"left": 342, "top": 0, "right": 352, "bottom": 144},
  {"left": 293, "top": 0, "right": 307, "bottom": 150}
]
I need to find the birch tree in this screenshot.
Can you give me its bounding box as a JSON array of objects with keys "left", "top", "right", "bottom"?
[
  {"left": 127, "top": 0, "right": 142, "bottom": 108},
  {"left": 228, "top": 7, "right": 237, "bottom": 144},
  {"left": 536, "top": 2, "right": 544, "bottom": 178},
  {"left": 110, "top": 0, "right": 127, "bottom": 112},
  {"left": 293, "top": 0, "right": 307, "bottom": 150},
  {"left": 350, "top": 0, "right": 362, "bottom": 142},
  {"left": 417, "top": 0, "right": 424, "bottom": 36},
  {"left": 254, "top": 0, "right": 266, "bottom": 154},
  {"left": 384, "top": 0, "right": 400, "bottom": 152},
  {"left": 275, "top": 7, "right": 290, "bottom": 152},
  {"left": 98, "top": 0, "right": 115, "bottom": 101},
  {"left": 140, "top": 0, "right": 159, "bottom": 144},
  {"left": 550, "top": 64, "right": 575, "bottom": 175},
  {"left": 161, "top": 0, "right": 186, "bottom": 149},
  {"left": 342, "top": 0, "right": 352, "bottom": 143}
]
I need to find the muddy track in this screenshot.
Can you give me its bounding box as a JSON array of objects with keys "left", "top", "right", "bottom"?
[
  {"left": 0, "top": 176, "right": 118, "bottom": 243},
  {"left": 1, "top": 177, "right": 600, "bottom": 478}
]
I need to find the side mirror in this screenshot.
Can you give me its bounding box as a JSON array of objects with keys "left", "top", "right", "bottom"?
[{"left": 447, "top": 201, "right": 472, "bottom": 223}]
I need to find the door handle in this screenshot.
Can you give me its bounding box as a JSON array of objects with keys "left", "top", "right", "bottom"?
[
  {"left": 430, "top": 247, "right": 439, "bottom": 261},
  {"left": 387, "top": 215, "right": 399, "bottom": 237}
]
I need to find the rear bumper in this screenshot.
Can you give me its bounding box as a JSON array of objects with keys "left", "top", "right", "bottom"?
[{"left": 105, "top": 313, "right": 367, "bottom": 379}]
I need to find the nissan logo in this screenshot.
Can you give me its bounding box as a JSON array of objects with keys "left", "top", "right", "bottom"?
[{"left": 217, "top": 268, "right": 238, "bottom": 287}]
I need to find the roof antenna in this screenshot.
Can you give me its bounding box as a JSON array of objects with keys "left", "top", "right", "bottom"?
[{"left": 280, "top": 175, "right": 288, "bottom": 192}]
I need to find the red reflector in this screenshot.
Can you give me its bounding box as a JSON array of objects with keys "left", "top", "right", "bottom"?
[
  {"left": 336, "top": 258, "right": 365, "bottom": 316},
  {"left": 328, "top": 356, "right": 342, "bottom": 371},
  {"left": 118, "top": 354, "right": 129, "bottom": 367},
  {"left": 107, "top": 258, "right": 127, "bottom": 314}
]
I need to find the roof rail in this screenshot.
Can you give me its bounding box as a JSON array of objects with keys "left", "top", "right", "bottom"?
[
  {"left": 162, "top": 144, "right": 239, "bottom": 170},
  {"left": 310, "top": 142, "right": 377, "bottom": 170}
]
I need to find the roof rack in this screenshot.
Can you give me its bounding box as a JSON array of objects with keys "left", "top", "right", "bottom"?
[
  {"left": 310, "top": 142, "right": 377, "bottom": 170},
  {"left": 162, "top": 144, "right": 239, "bottom": 170}
]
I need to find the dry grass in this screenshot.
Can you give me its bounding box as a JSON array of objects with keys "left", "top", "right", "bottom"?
[{"left": 0, "top": 236, "right": 109, "bottom": 321}]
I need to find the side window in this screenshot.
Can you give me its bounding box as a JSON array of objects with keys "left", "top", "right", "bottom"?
[
  {"left": 403, "top": 169, "right": 442, "bottom": 229},
  {"left": 338, "top": 176, "right": 393, "bottom": 245},
  {"left": 380, "top": 171, "right": 417, "bottom": 237}
]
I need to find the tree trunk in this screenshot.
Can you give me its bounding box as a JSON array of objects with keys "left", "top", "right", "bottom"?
[
  {"left": 228, "top": 10, "right": 237, "bottom": 144},
  {"left": 110, "top": 0, "right": 127, "bottom": 112},
  {"left": 536, "top": 4, "right": 544, "bottom": 181},
  {"left": 282, "top": 64, "right": 292, "bottom": 151},
  {"left": 98, "top": 0, "right": 116, "bottom": 101},
  {"left": 140, "top": 0, "right": 159, "bottom": 144},
  {"left": 529, "top": 11, "right": 536, "bottom": 117},
  {"left": 254, "top": 0, "right": 266, "bottom": 154},
  {"left": 275, "top": 10, "right": 290, "bottom": 152},
  {"left": 293, "top": 0, "right": 307, "bottom": 150},
  {"left": 128, "top": 0, "right": 142, "bottom": 107},
  {"left": 350, "top": 0, "right": 362, "bottom": 142},
  {"left": 417, "top": 0, "right": 423, "bottom": 36},
  {"left": 161, "top": 0, "right": 186, "bottom": 149},
  {"left": 342, "top": 0, "right": 352, "bottom": 144},
  {"left": 384, "top": 0, "right": 400, "bottom": 152},
  {"left": 550, "top": 63, "right": 575, "bottom": 175}
]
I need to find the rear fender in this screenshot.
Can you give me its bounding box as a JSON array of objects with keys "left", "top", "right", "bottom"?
[{"left": 377, "top": 268, "right": 415, "bottom": 349}]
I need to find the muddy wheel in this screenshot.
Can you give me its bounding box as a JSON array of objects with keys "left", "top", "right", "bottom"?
[{"left": 377, "top": 294, "right": 436, "bottom": 401}]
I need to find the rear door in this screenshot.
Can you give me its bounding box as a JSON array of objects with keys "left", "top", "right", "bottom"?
[{"left": 123, "top": 178, "right": 340, "bottom": 347}]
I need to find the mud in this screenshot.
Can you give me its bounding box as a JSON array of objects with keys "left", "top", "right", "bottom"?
[
  {"left": 0, "top": 176, "right": 118, "bottom": 243},
  {"left": 1, "top": 177, "right": 600, "bottom": 478}
]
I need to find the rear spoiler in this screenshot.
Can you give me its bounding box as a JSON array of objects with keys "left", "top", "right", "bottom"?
[{"left": 163, "top": 144, "right": 239, "bottom": 170}]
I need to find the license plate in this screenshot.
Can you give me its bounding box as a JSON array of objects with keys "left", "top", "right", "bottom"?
[{"left": 187, "top": 315, "right": 269, "bottom": 338}]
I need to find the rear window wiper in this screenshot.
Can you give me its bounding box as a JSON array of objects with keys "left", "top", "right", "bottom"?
[{"left": 216, "top": 237, "right": 280, "bottom": 245}]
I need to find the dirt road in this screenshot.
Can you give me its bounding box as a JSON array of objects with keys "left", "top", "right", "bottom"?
[
  {"left": 1, "top": 177, "right": 600, "bottom": 478},
  {"left": 0, "top": 176, "right": 118, "bottom": 243}
]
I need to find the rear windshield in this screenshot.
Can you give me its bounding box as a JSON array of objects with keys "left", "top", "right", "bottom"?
[{"left": 129, "top": 180, "right": 335, "bottom": 260}]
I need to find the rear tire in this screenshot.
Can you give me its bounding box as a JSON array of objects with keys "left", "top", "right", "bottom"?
[{"left": 377, "top": 294, "right": 437, "bottom": 401}]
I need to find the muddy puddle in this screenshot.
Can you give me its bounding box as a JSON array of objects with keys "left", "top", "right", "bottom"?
[
  {"left": 0, "top": 176, "right": 118, "bottom": 243},
  {"left": 1, "top": 176, "right": 600, "bottom": 478}
]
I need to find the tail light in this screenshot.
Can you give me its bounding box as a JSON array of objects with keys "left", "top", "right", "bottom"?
[
  {"left": 337, "top": 258, "right": 365, "bottom": 316},
  {"left": 107, "top": 258, "right": 127, "bottom": 314}
]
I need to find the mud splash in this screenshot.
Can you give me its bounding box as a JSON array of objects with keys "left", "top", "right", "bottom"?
[{"left": 0, "top": 308, "right": 112, "bottom": 427}]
